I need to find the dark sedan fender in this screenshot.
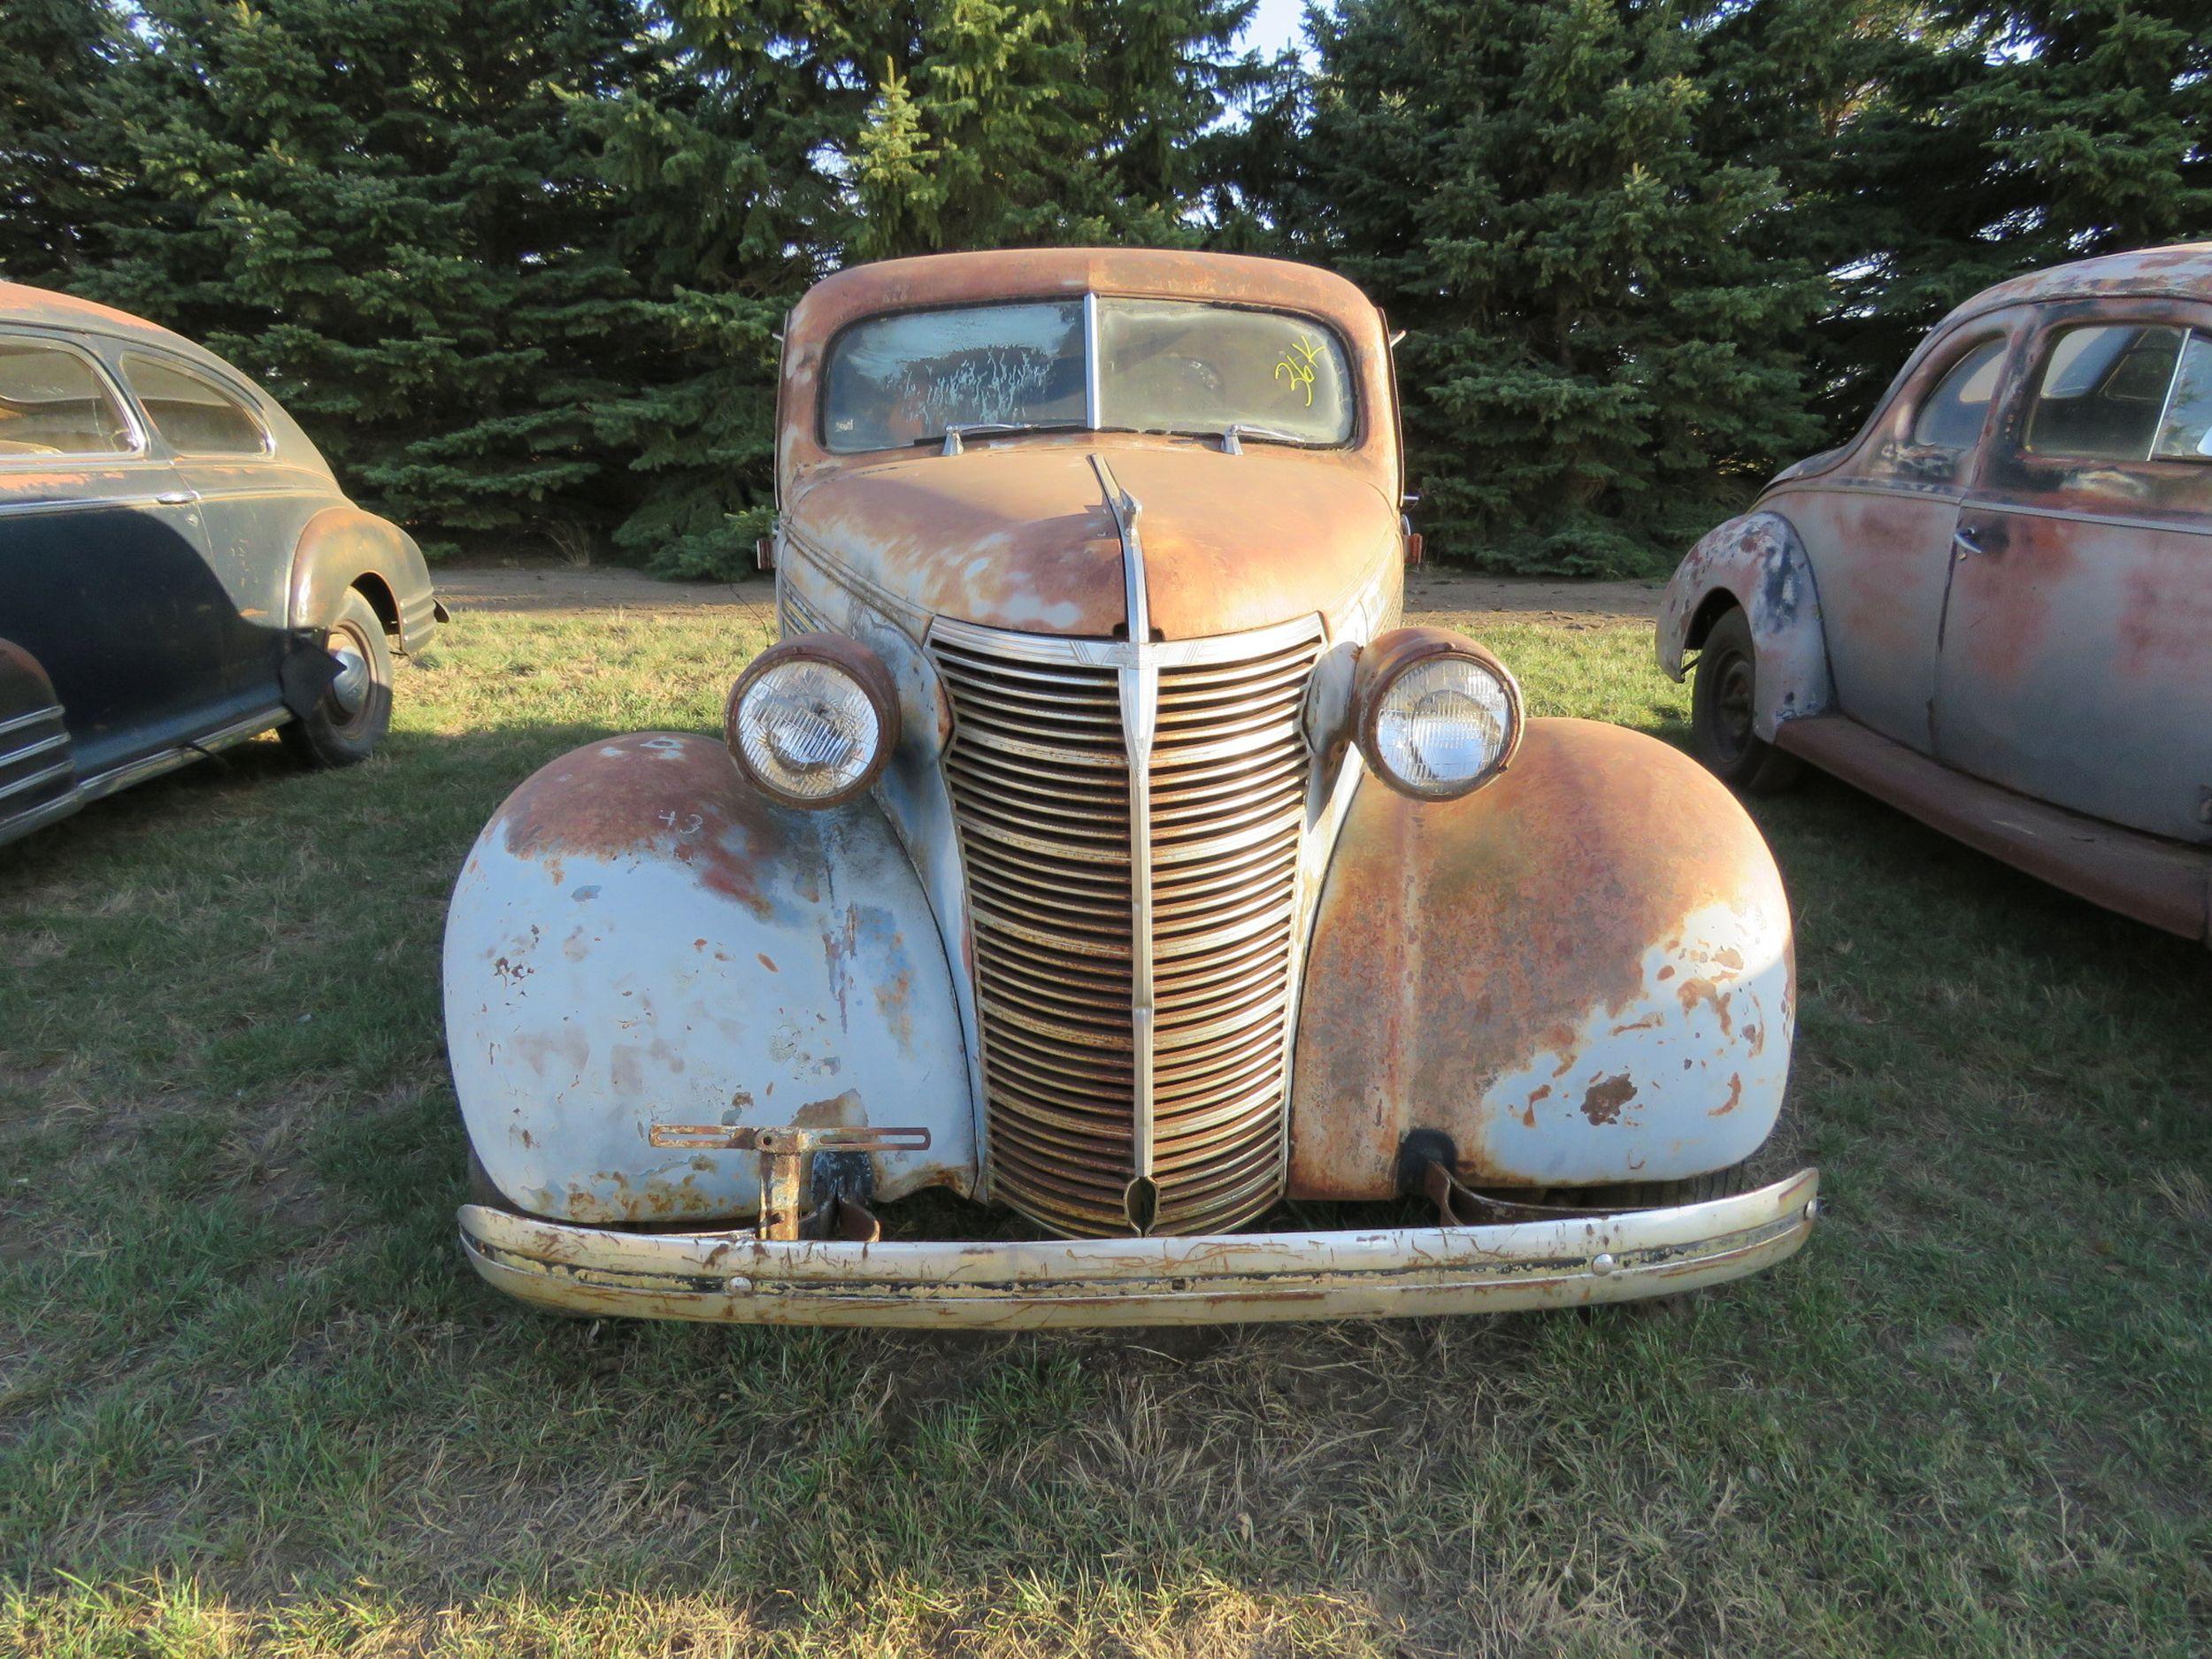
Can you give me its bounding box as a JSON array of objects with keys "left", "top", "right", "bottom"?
[
  {"left": 288, "top": 505, "right": 442, "bottom": 655},
  {"left": 1286, "top": 718, "right": 1794, "bottom": 1197}
]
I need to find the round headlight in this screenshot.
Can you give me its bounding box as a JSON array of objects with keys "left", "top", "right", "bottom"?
[
  {"left": 1353, "top": 627, "right": 1523, "bottom": 800},
  {"left": 725, "top": 635, "right": 900, "bottom": 808}
]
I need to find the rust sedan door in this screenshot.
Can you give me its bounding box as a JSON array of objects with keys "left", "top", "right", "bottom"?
[
  {"left": 1783, "top": 318, "right": 2024, "bottom": 751},
  {"left": 1934, "top": 307, "right": 2212, "bottom": 843}
]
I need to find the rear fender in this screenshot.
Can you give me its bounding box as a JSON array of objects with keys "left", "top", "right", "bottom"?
[
  {"left": 443, "top": 732, "right": 973, "bottom": 1224},
  {"left": 1656, "top": 511, "right": 1831, "bottom": 740},
  {"left": 290, "top": 505, "right": 440, "bottom": 653},
  {"left": 1287, "top": 718, "right": 1793, "bottom": 1196}
]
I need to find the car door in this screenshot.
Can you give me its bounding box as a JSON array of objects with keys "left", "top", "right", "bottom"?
[
  {"left": 114, "top": 349, "right": 301, "bottom": 724},
  {"left": 1778, "top": 317, "right": 2024, "bottom": 752},
  {"left": 0, "top": 330, "right": 219, "bottom": 780},
  {"left": 1934, "top": 305, "right": 2212, "bottom": 843}
]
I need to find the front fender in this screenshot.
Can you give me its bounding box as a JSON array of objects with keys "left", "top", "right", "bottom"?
[
  {"left": 1287, "top": 718, "right": 1793, "bottom": 1197},
  {"left": 1656, "top": 511, "right": 1831, "bottom": 740},
  {"left": 443, "top": 732, "right": 973, "bottom": 1224},
  {"left": 290, "top": 505, "right": 440, "bottom": 653}
]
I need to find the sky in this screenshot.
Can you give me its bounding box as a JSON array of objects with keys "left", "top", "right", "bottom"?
[{"left": 1240, "top": 0, "right": 1309, "bottom": 60}]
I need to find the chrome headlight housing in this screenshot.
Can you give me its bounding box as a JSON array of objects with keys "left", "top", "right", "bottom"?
[
  {"left": 1352, "top": 626, "right": 1523, "bottom": 800},
  {"left": 725, "top": 635, "right": 900, "bottom": 808}
]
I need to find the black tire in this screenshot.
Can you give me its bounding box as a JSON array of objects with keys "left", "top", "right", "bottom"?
[
  {"left": 1689, "top": 607, "right": 1802, "bottom": 795},
  {"left": 280, "top": 588, "right": 392, "bottom": 767}
]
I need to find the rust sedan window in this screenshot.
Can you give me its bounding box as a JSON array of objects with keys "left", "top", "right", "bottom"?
[
  {"left": 2150, "top": 331, "right": 2212, "bottom": 461},
  {"left": 1097, "top": 300, "right": 1354, "bottom": 445},
  {"left": 0, "top": 340, "right": 137, "bottom": 457},
  {"left": 823, "top": 302, "right": 1086, "bottom": 452},
  {"left": 2024, "top": 323, "right": 2188, "bottom": 462}
]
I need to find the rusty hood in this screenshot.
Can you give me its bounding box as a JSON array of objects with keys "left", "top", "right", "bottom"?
[{"left": 783, "top": 442, "right": 1398, "bottom": 640}]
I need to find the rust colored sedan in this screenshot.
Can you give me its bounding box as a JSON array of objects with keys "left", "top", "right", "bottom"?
[
  {"left": 1661, "top": 244, "right": 2212, "bottom": 941},
  {"left": 445, "top": 249, "right": 1816, "bottom": 1328},
  {"left": 0, "top": 283, "right": 440, "bottom": 847}
]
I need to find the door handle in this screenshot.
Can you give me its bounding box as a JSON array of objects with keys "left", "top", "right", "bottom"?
[
  {"left": 155, "top": 490, "right": 196, "bottom": 505},
  {"left": 1952, "top": 527, "right": 1984, "bottom": 558}
]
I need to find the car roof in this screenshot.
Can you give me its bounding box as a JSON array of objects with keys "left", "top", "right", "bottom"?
[
  {"left": 790, "top": 247, "right": 1386, "bottom": 341},
  {"left": 1941, "top": 242, "right": 2212, "bottom": 328},
  {"left": 0, "top": 280, "right": 250, "bottom": 383}
]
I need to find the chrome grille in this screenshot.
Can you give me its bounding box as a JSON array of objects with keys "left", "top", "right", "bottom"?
[{"left": 933, "top": 623, "right": 1319, "bottom": 1238}]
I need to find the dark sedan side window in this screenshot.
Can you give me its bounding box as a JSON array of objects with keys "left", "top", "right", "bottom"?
[
  {"left": 0, "top": 339, "right": 138, "bottom": 457},
  {"left": 121, "top": 353, "right": 271, "bottom": 457}
]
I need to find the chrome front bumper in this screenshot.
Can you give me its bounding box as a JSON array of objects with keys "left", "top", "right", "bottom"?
[{"left": 459, "top": 1169, "right": 1819, "bottom": 1329}]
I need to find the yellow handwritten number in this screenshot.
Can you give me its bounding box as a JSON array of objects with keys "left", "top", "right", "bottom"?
[{"left": 1274, "top": 335, "right": 1322, "bottom": 408}]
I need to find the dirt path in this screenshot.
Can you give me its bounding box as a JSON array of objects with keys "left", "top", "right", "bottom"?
[{"left": 434, "top": 564, "right": 1662, "bottom": 629}]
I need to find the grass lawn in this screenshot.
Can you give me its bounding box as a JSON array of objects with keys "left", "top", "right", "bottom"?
[{"left": 2, "top": 599, "right": 2208, "bottom": 1657}]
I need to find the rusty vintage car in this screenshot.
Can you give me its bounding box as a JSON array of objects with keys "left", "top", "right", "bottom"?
[
  {"left": 0, "top": 282, "right": 440, "bottom": 847},
  {"left": 1661, "top": 244, "right": 2212, "bottom": 940},
  {"left": 447, "top": 249, "right": 1816, "bottom": 1328}
]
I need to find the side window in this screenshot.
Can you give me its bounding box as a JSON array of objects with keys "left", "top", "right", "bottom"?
[
  {"left": 2149, "top": 332, "right": 2212, "bottom": 461},
  {"left": 2023, "top": 323, "right": 2191, "bottom": 463},
  {"left": 0, "top": 338, "right": 138, "bottom": 457},
  {"left": 121, "top": 353, "right": 271, "bottom": 457},
  {"left": 1909, "top": 338, "right": 2008, "bottom": 452}
]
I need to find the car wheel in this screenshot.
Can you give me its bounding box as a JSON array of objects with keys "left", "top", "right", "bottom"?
[
  {"left": 1690, "top": 608, "right": 1801, "bottom": 795},
  {"left": 281, "top": 588, "right": 393, "bottom": 767}
]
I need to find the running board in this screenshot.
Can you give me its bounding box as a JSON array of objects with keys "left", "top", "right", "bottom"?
[{"left": 1773, "top": 716, "right": 2211, "bottom": 942}]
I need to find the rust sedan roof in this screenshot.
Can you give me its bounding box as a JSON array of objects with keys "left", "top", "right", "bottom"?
[
  {"left": 1940, "top": 242, "right": 2212, "bottom": 329},
  {"left": 789, "top": 247, "right": 1386, "bottom": 341}
]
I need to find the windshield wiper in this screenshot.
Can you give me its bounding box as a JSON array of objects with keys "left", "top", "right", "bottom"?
[
  {"left": 1217, "top": 423, "right": 1314, "bottom": 454},
  {"left": 933, "top": 421, "right": 1081, "bottom": 456}
]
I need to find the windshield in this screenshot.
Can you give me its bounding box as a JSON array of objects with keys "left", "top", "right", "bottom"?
[{"left": 820, "top": 298, "right": 1356, "bottom": 454}]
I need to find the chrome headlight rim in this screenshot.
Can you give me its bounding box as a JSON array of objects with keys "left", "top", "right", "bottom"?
[
  {"left": 1351, "top": 626, "right": 1524, "bottom": 802},
  {"left": 725, "top": 634, "right": 901, "bottom": 810}
]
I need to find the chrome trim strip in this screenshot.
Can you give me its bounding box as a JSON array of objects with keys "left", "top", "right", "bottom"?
[
  {"left": 928, "top": 611, "right": 1322, "bottom": 671},
  {"left": 0, "top": 730, "right": 69, "bottom": 765},
  {"left": 0, "top": 705, "right": 64, "bottom": 741},
  {"left": 75, "top": 706, "right": 287, "bottom": 803},
  {"left": 0, "top": 758, "right": 71, "bottom": 802},
  {"left": 1951, "top": 495, "right": 2212, "bottom": 540},
  {"left": 0, "top": 492, "right": 196, "bottom": 520},
  {"left": 1095, "top": 454, "right": 1157, "bottom": 1188},
  {"left": 1083, "top": 292, "right": 1102, "bottom": 431}
]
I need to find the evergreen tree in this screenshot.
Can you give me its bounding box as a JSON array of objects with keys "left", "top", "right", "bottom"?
[
  {"left": 1289, "top": 0, "right": 1845, "bottom": 576},
  {"left": 0, "top": 0, "right": 129, "bottom": 283},
  {"left": 580, "top": 5, "right": 841, "bottom": 574},
  {"left": 594, "top": 0, "right": 1265, "bottom": 574},
  {"left": 1834, "top": 2, "right": 2212, "bottom": 425},
  {"left": 81, "top": 0, "right": 665, "bottom": 555},
  {"left": 665, "top": 0, "right": 1260, "bottom": 262}
]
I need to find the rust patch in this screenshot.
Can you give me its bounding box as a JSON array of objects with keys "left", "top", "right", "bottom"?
[
  {"left": 1711, "top": 1073, "right": 1745, "bottom": 1117},
  {"left": 1580, "top": 1075, "right": 1637, "bottom": 1125},
  {"left": 490, "top": 733, "right": 797, "bottom": 922},
  {"left": 1288, "top": 718, "right": 1792, "bottom": 1197},
  {"left": 793, "top": 1089, "right": 865, "bottom": 1129},
  {"left": 1675, "top": 977, "right": 1734, "bottom": 1038}
]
